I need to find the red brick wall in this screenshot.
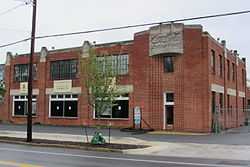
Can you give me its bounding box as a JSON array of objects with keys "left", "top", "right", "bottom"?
[
  {"left": 0, "top": 24, "right": 246, "bottom": 132},
  {"left": 207, "top": 34, "right": 246, "bottom": 130}
]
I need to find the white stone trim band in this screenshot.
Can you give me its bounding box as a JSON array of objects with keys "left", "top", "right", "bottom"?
[
  {"left": 238, "top": 91, "right": 245, "bottom": 98},
  {"left": 211, "top": 84, "right": 224, "bottom": 94},
  {"left": 46, "top": 87, "right": 82, "bottom": 95},
  {"left": 227, "top": 88, "right": 236, "bottom": 96},
  {"left": 10, "top": 89, "right": 39, "bottom": 95}
]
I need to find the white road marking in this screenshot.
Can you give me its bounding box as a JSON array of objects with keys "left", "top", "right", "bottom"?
[{"left": 0, "top": 147, "right": 244, "bottom": 167}]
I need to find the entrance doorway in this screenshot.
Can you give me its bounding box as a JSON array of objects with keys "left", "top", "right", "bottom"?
[
  {"left": 164, "top": 92, "right": 174, "bottom": 129},
  {"left": 165, "top": 105, "right": 174, "bottom": 125}
]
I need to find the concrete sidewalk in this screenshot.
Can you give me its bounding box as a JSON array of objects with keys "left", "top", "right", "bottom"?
[
  {"left": 0, "top": 130, "right": 250, "bottom": 161},
  {"left": 125, "top": 141, "right": 250, "bottom": 161},
  {"left": 0, "top": 130, "right": 147, "bottom": 145}
]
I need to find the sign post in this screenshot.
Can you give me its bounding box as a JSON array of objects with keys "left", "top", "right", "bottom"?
[{"left": 134, "top": 106, "right": 141, "bottom": 129}]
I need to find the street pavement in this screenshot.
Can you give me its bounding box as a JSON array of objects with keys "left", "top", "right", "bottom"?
[
  {"left": 1, "top": 124, "right": 250, "bottom": 162},
  {"left": 0, "top": 142, "right": 249, "bottom": 167},
  {"left": 1, "top": 124, "right": 250, "bottom": 145}
]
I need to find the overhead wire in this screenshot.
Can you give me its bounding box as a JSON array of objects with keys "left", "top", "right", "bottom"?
[
  {"left": 0, "top": 10, "right": 250, "bottom": 49},
  {"left": 35, "top": 10, "right": 250, "bottom": 40},
  {"left": 0, "top": 0, "right": 31, "bottom": 17}
]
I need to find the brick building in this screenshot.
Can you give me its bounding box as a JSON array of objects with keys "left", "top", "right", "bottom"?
[
  {"left": 0, "top": 23, "right": 247, "bottom": 132},
  {"left": 246, "top": 81, "right": 250, "bottom": 115}
]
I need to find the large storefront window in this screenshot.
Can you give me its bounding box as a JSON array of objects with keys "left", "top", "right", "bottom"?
[
  {"left": 50, "top": 59, "right": 77, "bottom": 80},
  {"left": 50, "top": 94, "right": 78, "bottom": 118},
  {"left": 94, "top": 95, "right": 129, "bottom": 119},
  {"left": 13, "top": 95, "right": 37, "bottom": 116}
]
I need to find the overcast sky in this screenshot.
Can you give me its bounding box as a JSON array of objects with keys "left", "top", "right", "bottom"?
[{"left": 0, "top": 0, "right": 250, "bottom": 76}]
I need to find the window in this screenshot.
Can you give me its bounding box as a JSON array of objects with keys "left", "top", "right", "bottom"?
[
  {"left": 247, "top": 99, "right": 250, "bottom": 109},
  {"left": 165, "top": 93, "right": 174, "bottom": 103},
  {"left": 14, "top": 64, "right": 37, "bottom": 82},
  {"left": 50, "top": 94, "right": 78, "bottom": 118},
  {"left": 219, "top": 93, "right": 223, "bottom": 109},
  {"left": 94, "top": 94, "right": 129, "bottom": 119},
  {"left": 227, "top": 95, "right": 230, "bottom": 112},
  {"left": 13, "top": 95, "right": 37, "bottom": 116},
  {"left": 219, "top": 55, "right": 223, "bottom": 77},
  {"left": 212, "top": 91, "right": 216, "bottom": 113},
  {"left": 211, "top": 50, "right": 216, "bottom": 74},
  {"left": 97, "top": 54, "right": 129, "bottom": 75},
  {"left": 232, "top": 63, "right": 235, "bottom": 81},
  {"left": 227, "top": 60, "right": 230, "bottom": 80},
  {"left": 242, "top": 98, "right": 245, "bottom": 112},
  {"left": 164, "top": 92, "right": 174, "bottom": 125},
  {"left": 50, "top": 59, "right": 77, "bottom": 80},
  {"left": 242, "top": 69, "right": 245, "bottom": 86},
  {"left": 163, "top": 56, "right": 174, "bottom": 72}
]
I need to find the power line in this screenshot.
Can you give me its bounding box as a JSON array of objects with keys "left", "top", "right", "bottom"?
[
  {"left": 1, "top": 10, "right": 250, "bottom": 49},
  {"left": 0, "top": 4, "right": 24, "bottom": 17},
  {"left": 0, "top": 1, "right": 31, "bottom": 17},
  {"left": 0, "top": 38, "right": 30, "bottom": 48},
  {"left": 36, "top": 10, "right": 250, "bottom": 40}
]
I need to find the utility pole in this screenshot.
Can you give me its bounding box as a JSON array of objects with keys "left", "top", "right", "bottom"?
[{"left": 27, "top": 0, "right": 37, "bottom": 142}]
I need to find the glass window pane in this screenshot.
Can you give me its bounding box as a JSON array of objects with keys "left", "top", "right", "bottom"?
[
  {"left": 164, "top": 56, "right": 174, "bottom": 72},
  {"left": 14, "top": 101, "right": 25, "bottom": 116},
  {"left": 32, "top": 101, "right": 36, "bottom": 115},
  {"left": 51, "top": 101, "right": 64, "bottom": 117},
  {"left": 50, "top": 59, "right": 77, "bottom": 80},
  {"left": 72, "top": 94, "right": 78, "bottom": 98},
  {"left": 51, "top": 95, "right": 56, "bottom": 99},
  {"left": 95, "top": 101, "right": 112, "bottom": 118},
  {"left": 65, "top": 94, "right": 71, "bottom": 99},
  {"left": 64, "top": 101, "right": 78, "bottom": 117},
  {"left": 166, "top": 105, "right": 174, "bottom": 124},
  {"left": 14, "top": 64, "right": 34, "bottom": 82},
  {"left": 166, "top": 93, "right": 174, "bottom": 102},
  {"left": 58, "top": 94, "right": 63, "bottom": 99},
  {"left": 112, "top": 100, "right": 129, "bottom": 118}
]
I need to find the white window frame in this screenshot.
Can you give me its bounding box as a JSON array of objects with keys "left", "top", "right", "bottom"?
[
  {"left": 12, "top": 95, "right": 37, "bottom": 117},
  {"left": 163, "top": 92, "right": 175, "bottom": 129},
  {"left": 93, "top": 95, "right": 129, "bottom": 120},
  {"left": 49, "top": 94, "right": 78, "bottom": 119}
]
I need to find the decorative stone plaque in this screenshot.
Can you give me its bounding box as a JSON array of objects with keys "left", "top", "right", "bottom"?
[
  {"left": 53, "top": 80, "right": 72, "bottom": 93},
  {"left": 149, "top": 23, "right": 184, "bottom": 56},
  {"left": 20, "top": 82, "right": 28, "bottom": 94}
]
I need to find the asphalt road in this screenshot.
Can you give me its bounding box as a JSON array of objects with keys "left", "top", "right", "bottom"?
[
  {"left": 0, "top": 142, "right": 249, "bottom": 167},
  {"left": 1, "top": 124, "right": 250, "bottom": 145}
]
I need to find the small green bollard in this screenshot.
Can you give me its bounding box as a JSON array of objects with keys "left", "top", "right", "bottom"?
[{"left": 91, "top": 131, "right": 106, "bottom": 145}]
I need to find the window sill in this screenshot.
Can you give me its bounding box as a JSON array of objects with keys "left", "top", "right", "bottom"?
[
  {"left": 93, "top": 117, "right": 129, "bottom": 121},
  {"left": 49, "top": 116, "right": 79, "bottom": 119},
  {"left": 50, "top": 78, "right": 78, "bottom": 81},
  {"left": 12, "top": 115, "right": 37, "bottom": 118}
]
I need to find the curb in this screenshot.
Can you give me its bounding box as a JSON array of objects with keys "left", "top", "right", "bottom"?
[
  {"left": 147, "top": 131, "right": 210, "bottom": 136},
  {"left": 0, "top": 139, "right": 123, "bottom": 153}
]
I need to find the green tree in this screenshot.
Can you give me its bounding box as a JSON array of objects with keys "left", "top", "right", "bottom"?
[{"left": 81, "top": 48, "right": 120, "bottom": 119}]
